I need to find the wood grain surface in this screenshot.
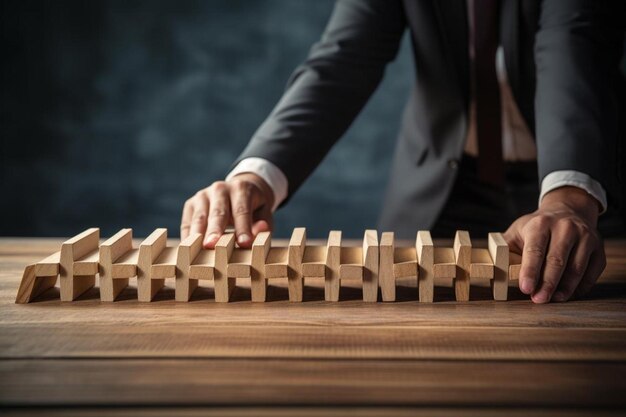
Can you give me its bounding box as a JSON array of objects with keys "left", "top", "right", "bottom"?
[{"left": 1, "top": 237, "right": 625, "bottom": 416}]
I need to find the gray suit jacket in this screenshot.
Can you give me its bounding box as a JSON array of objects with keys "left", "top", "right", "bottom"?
[{"left": 233, "top": 0, "right": 624, "bottom": 236}]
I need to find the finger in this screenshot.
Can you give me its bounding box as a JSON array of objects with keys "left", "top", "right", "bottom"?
[
  {"left": 573, "top": 245, "right": 606, "bottom": 300},
  {"left": 532, "top": 222, "right": 576, "bottom": 304},
  {"left": 230, "top": 180, "right": 254, "bottom": 247},
  {"left": 251, "top": 204, "right": 273, "bottom": 236},
  {"left": 518, "top": 219, "right": 550, "bottom": 295},
  {"left": 204, "top": 183, "right": 231, "bottom": 248},
  {"left": 551, "top": 236, "right": 593, "bottom": 302},
  {"left": 503, "top": 220, "right": 524, "bottom": 255},
  {"left": 189, "top": 192, "right": 209, "bottom": 237},
  {"left": 180, "top": 200, "right": 194, "bottom": 239}
]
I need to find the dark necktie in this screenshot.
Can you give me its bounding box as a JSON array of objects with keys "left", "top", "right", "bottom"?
[{"left": 473, "top": 0, "right": 504, "bottom": 186}]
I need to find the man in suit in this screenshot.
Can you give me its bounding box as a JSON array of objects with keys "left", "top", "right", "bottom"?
[{"left": 180, "top": 0, "right": 624, "bottom": 303}]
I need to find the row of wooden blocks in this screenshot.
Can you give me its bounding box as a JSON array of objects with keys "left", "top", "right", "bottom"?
[{"left": 16, "top": 227, "right": 522, "bottom": 304}]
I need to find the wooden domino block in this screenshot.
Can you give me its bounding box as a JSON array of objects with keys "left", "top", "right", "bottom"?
[
  {"left": 488, "top": 232, "right": 509, "bottom": 301},
  {"left": 325, "top": 231, "right": 341, "bottom": 302},
  {"left": 379, "top": 232, "right": 395, "bottom": 302},
  {"left": 99, "top": 228, "right": 134, "bottom": 302},
  {"left": 251, "top": 231, "right": 271, "bottom": 302},
  {"left": 214, "top": 233, "right": 235, "bottom": 302},
  {"left": 469, "top": 248, "right": 494, "bottom": 279},
  {"left": 362, "top": 229, "right": 379, "bottom": 302},
  {"left": 416, "top": 231, "right": 434, "bottom": 303},
  {"left": 60, "top": 228, "right": 100, "bottom": 302},
  {"left": 302, "top": 245, "right": 326, "bottom": 278},
  {"left": 509, "top": 252, "right": 522, "bottom": 282},
  {"left": 176, "top": 233, "right": 203, "bottom": 302},
  {"left": 15, "top": 250, "right": 61, "bottom": 304},
  {"left": 287, "top": 227, "right": 306, "bottom": 302},
  {"left": 137, "top": 228, "right": 170, "bottom": 302},
  {"left": 453, "top": 231, "right": 471, "bottom": 301}
]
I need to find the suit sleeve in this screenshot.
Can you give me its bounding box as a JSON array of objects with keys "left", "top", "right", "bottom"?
[
  {"left": 231, "top": 0, "right": 406, "bottom": 203},
  {"left": 534, "top": 0, "right": 624, "bottom": 201}
]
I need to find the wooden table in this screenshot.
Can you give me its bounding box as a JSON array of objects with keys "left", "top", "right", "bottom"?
[{"left": 1, "top": 238, "right": 625, "bottom": 416}]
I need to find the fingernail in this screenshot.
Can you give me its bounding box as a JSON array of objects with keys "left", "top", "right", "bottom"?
[
  {"left": 552, "top": 291, "right": 566, "bottom": 302},
  {"left": 521, "top": 279, "right": 534, "bottom": 294},
  {"left": 238, "top": 233, "right": 250, "bottom": 244},
  {"left": 532, "top": 291, "right": 548, "bottom": 304},
  {"left": 204, "top": 233, "right": 217, "bottom": 246}
]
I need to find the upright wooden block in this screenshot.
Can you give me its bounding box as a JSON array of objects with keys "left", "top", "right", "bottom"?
[
  {"left": 489, "top": 232, "right": 509, "bottom": 301},
  {"left": 99, "top": 228, "right": 133, "bottom": 302},
  {"left": 362, "top": 229, "right": 379, "bottom": 303},
  {"left": 288, "top": 227, "right": 306, "bottom": 302},
  {"left": 325, "top": 231, "right": 341, "bottom": 302},
  {"left": 454, "top": 230, "right": 471, "bottom": 302},
  {"left": 137, "top": 228, "right": 167, "bottom": 302},
  {"left": 214, "top": 233, "right": 236, "bottom": 302},
  {"left": 251, "top": 231, "right": 271, "bottom": 302},
  {"left": 416, "top": 230, "right": 434, "bottom": 303},
  {"left": 379, "top": 232, "right": 395, "bottom": 302},
  {"left": 176, "top": 233, "right": 203, "bottom": 302},
  {"left": 60, "top": 228, "right": 100, "bottom": 302}
]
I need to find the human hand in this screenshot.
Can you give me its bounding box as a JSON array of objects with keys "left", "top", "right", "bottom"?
[
  {"left": 180, "top": 173, "right": 274, "bottom": 248},
  {"left": 503, "top": 186, "right": 605, "bottom": 303}
]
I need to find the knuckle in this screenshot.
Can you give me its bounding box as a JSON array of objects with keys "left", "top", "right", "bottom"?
[
  {"left": 545, "top": 254, "right": 566, "bottom": 269},
  {"left": 191, "top": 213, "right": 207, "bottom": 225},
  {"left": 211, "top": 181, "right": 228, "bottom": 193},
  {"left": 524, "top": 245, "right": 545, "bottom": 258},
  {"left": 530, "top": 215, "right": 552, "bottom": 230},
  {"left": 233, "top": 205, "right": 251, "bottom": 217},
  {"left": 210, "top": 207, "right": 228, "bottom": 218},
  {"left": 568, "top": 262, "right": 587, "bottom": 278}
]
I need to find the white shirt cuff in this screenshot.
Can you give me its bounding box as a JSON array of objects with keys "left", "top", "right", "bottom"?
[
  {"left": 540, "top": 170, "right": 607, "bottom": 214},
  {"left": 225, "top": 157, "right": 289, "bottom": 212}
]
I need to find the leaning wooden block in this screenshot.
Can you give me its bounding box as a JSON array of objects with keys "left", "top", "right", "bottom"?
[
  {"left": 469, "top": 248, "right": 494, "bottom": 279},
  {"left": 137, "top": 228, "right": 168, "bottom": 302},
  {"left": 214, "top": 233, "right": 235, "bottom": 302},
  {"left": 488, "top": 232, "right": 509, "bottom": 301},
  {"left": 339, "top": 247, "right": 363, "bottom": 280},
  {"left": 175, "top": 233, "right": 203, "bottom": 302},
  {"left": 433, "top": 247, "right": 456, "bottom": 279},
  {"left": 509, "top": 252, "right": 522, "bottom": 281},
  {"left": 416, "top": 231, "right": 434, "bottom": 303},
  {"left": 60, "top": 228, "right": 100, "bottom": 302},
  {"left": 265, "top": 248, "right": 288, "bottom": 278},
  {"left": 325, "top": 231, "right": 342, "bottom": 302},
  {"left": 287, "top": 227, "right": 306, "bottom": 302},
  {"left": 227, "top": 249, "right": 252, "bottom": 278},
  {"left": 453, "top": 230, "right": 471, "bottom": 301},
  {"left": 302, "top": 246, "right": 326, "bottom": 278},
  {"left": 188, "top": 249, "right": 215, "bottom": 280},
  {"left": 251, "top": 231, "right": 271, "bottom": 302},
  {"left": 99, "top": 228, "right": 134, "bottom": 302}
]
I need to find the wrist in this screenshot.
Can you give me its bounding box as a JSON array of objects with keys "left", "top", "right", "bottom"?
[{"left": 540, "top": 186, "right": 600, "bottom": 225}]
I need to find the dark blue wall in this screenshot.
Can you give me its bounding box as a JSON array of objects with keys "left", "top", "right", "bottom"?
[{"left": 1, "top": 0, "right": 413, "bottom": 238}]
